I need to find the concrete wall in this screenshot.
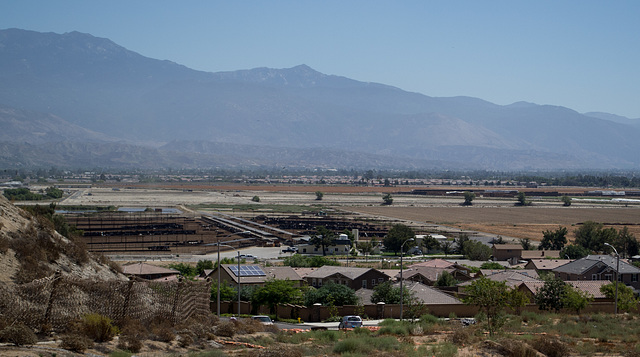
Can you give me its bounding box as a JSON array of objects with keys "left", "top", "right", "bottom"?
[{"left": 213, "top": 300, "right": 621, "bottom": 322}]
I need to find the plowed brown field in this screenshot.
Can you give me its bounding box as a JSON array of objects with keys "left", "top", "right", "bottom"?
[{"left": 346, "top": 206, "right": 640, "bottom": 241}]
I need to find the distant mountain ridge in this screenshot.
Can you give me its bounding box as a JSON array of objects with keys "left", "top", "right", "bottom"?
[{"left": 1, "top": 28, "right": 640, "bottom": 170}]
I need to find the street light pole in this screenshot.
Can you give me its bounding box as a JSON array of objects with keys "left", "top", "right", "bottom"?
[
  {"left": 604, "top": 243, "right": 619, "bottom": 314},
  {"left": 217, "top": 237, "right": 221, "bottom": 317},
  {"left": 214, "top": 230, "right": 250, "bottom": 317},
  {"left": 400, "top": 237, "right": 414, "bottom": 321},
  {"left": 237, "top": 250, "right": 241, "bottom": 317}
]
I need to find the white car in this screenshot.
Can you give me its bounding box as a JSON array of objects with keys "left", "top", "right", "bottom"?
[{"left": 251, "top": 315, "right": 274, "bottom": 325}]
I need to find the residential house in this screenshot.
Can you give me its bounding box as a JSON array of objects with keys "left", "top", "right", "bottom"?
[
  {"left": 524, "top": 259, "right": 571, "bottom": 274},
  {"left": 518, "top": 280, "right": 610, "bottom": 301},
  {"left": 398, "top": 281, "right": 463, "bottom": 305},
  {"left": 521, "top": 250, "right": 561, "bottom": 260},
  {"left": 492, "top": 244, "right": 523, "bottom": 261},
  {"left": 304, "top": 266, "right": 389, "bottom": 290},
  {"left": 296, "top": 234, "right": 352, "bottom": 256},
  {"left": 552, "top": 255, "right": 640, "bottom": 291},
  {"left": 457, "top": 270, "right": 541, "bottom": 293},
  {"left": 408, "top": 259, "right": 474, "bottom": 281},
  {"left": 400, "top": 266, "right": 472, "bottom": 286},
  {"left": 206, "top": 264, "right": 304, "bottom": 289},
  {"left": 355, "top": 281, "right": 462, "bottom": 305},
  {"left": 477, "top": 269, "right": 539, "bottom": 279}
]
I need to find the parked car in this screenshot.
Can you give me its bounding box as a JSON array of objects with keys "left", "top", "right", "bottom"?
[
  {"left": 338, "top": 315, "right": 363, "bottom": 329},
  {"left": 282, "top": 247, "right": 298, "bottom": 253},
  {"left": 239, "top": 254, "right": 257, "bottom": 259},
  {"left": 252, "top": 315, "right": 274, "bottom": 325}
]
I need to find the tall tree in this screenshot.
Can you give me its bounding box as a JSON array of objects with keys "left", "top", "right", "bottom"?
[
  {"left": 516, "top": 192, "right": 530, "bottom": 206},
  {"left": 383, "top": 224, "right": 415, "bottom": 255},
  {"left": 534, "top": 277, "right": 567, "bottom": 313},
  {"left": 600, "top": 282, "right": 640, "bottom": 313},
  {"left": 356, "top": 239, "right": 377, "bottom": 261},
  {"left": 304, "top": 282, "right": 358, "bottom": 307},
  {"left": 421, "top": 235, "right": 441, "bottom": 254},
  {"left": 561, "top": 244, "right": 590, "bottom": 259},
  {"left": 310, "top": 226, "right": 336, "bottom": 256},
  {"left": 562, "top": 285, "right": 593, "bottom": 315},
  {"left": 616, "top": 227, "right": 639, "bottom": 258},
  {"left": 462, "top": 277, "right": 510, "bottom": 336},
  {"left": 462, "top": 191, "right": 475, "bottom": 206},
  {"left": 540, "top": 226, "right": 568, "bottom": 250},
  {"left": 441, "top": 241, "right": 454, "bottom": 257},
  {"left": 573, "top": 221, "right": 604, "bottom": 252},
  {"left": 462, "top": 240, "right": 492, "bottom": 261},
  {"left": 454, "top": 233, "right": 471, "bottom": 254},
  {"left": 371, "top": 281, "right": 411, "bottom": 304},
  {"left": 434, "top": 271, "right": 458, "bottom": 287},
  {"left": 252, "top": 279, "right": 303, "bottom": 315}
]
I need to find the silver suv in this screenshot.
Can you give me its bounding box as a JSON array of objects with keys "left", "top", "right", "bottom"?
[{"left": 338, "top": 315, "right": 363, "bottom": 329}]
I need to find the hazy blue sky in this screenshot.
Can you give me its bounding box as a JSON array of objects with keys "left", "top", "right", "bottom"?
[{"left": 2, "top": 1, "right": 639, "bottom": 118}]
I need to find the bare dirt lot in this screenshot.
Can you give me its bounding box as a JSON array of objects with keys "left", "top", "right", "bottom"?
[{"left": 346, "top": 206, "right": 640, "bottom": 241}]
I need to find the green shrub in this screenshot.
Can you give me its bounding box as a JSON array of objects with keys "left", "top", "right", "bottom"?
[
  {"left": 258, "top": 345, "right": 303, "bottom": 357},
  {"left": 214, "top": 321, "right": 236, "bottom": 337},
  {"left": 424, "top": 341, "right": 458, "bottom": 357},
  {"left": 60, "top": 333, "right": 93, "bottom": 353},
  {"left": 448, "top": 327, "right": 473, "bottom": 346},
  {"left": 0, "top": 324, "right": 37, "bottom": 346},
  {"left": 497, "top": 338, "right": 538, "bottom": 357},
  {"left": 532, "top": 335, "right": 569, "bottom": 357},
  {"left": 80, "top": 313, "right": 119, "bottom": 342},
  {"left": 333, "top": 335, "right": 399, "bottom": 354},
  {"left": 419, "top": 313, "right": 439, "bottom": 324}
]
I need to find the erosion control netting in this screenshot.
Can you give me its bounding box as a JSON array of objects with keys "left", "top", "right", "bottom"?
[{"left": 0, "top": 274, "right": 210, "bottom": 331}]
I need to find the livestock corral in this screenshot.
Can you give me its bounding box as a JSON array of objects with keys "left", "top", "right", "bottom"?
[
  {"left": 63, "top": 209, "right": 412, "bottom": 255},
  {"left": 55, "top": 183, "right": 640, "bottom": 252}
]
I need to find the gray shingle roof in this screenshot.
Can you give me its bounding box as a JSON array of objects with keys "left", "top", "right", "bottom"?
[
  {"left": 459, "top": 270, "right": 541, "bottom": 287},
  {"left": 553, "top": 255, "right": 640, "bottom": 275},
  {"left": 393, "top": 281, "right": 462, "bottom": 304},
  {"left": 304, "top": 266, "right": 374, "bottom": 280}
]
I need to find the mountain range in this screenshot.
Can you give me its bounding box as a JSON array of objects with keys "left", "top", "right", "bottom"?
[{"left": 1, "top": 28, "right": 639, "bottom": 171}]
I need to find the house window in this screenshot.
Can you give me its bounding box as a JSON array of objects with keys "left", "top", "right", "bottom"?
[
  {"left": 303, "top": 248, "right": 307, "bottom": 253},
  {"left": 312, "top": 278, "right": 316, "bottom": 286},
  {"left": 605, "top": 274, "right": 613, "bottom": 281},
  {"left": 633, "top": 274, "right": 638, "bottom": 282},
  {"left": 318, "top": 279, "right": 322, "bottom": 286},
  {"left": 362, "top": 279, "right": 367, "bottom": 288},
  {"left": 592, "top": 274, "right": 598, "bottom": 280},
  {"left": 372, "top": 279, "right": 376, "bottom": 286}
]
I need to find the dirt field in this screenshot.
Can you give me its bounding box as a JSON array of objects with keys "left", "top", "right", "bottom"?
[{"left": 346, "top": 206, "right": 640, "bottom": 241}]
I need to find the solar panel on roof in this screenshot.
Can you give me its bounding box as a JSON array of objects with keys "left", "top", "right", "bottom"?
[{"left": 229, "top": 265, "right": 266, "bottom": 277}]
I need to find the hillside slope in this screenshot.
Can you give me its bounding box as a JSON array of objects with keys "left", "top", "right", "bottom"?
[{"left": 0, "top": 195, "right": 124, "bottom": 284}]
